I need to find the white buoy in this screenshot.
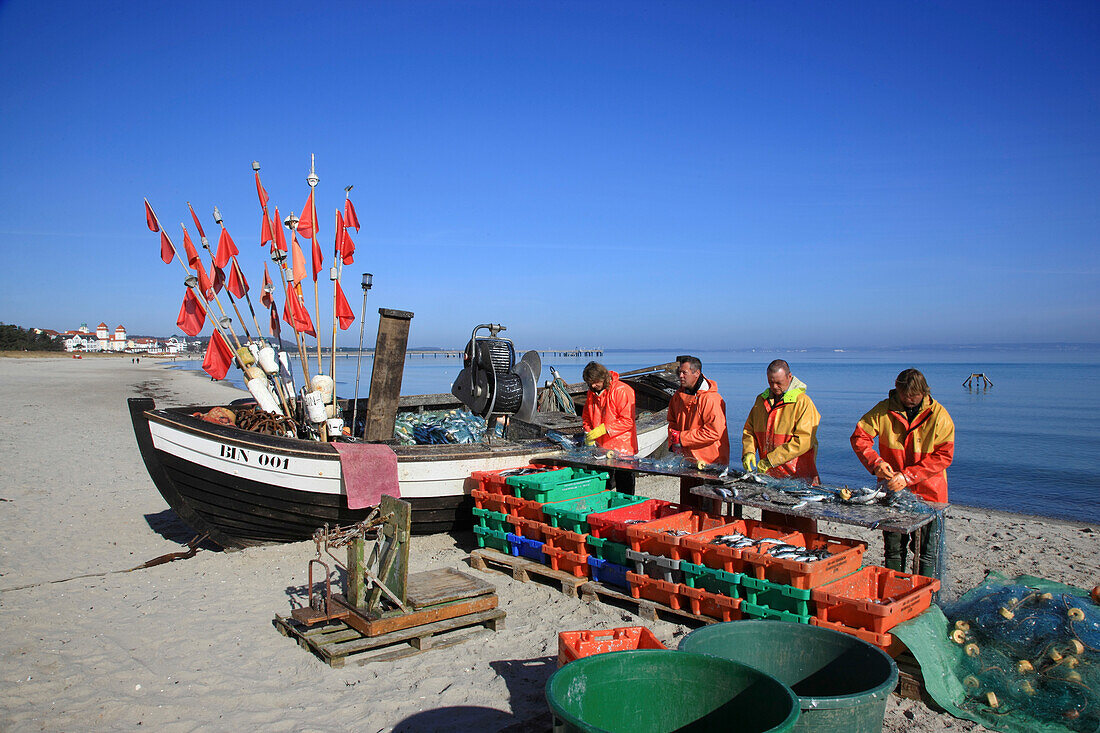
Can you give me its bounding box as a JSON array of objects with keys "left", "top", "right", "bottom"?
[
  {"left": 326, "top": 417, "right": 345, "bottom": 437},
  {"left": 257, "top": 346, "right": 279, "bottom": 374},
  {"left": 302, "top": 390, "right": 327, "bottom": 424},
  {"left": 246, "top": 378, "right": 281, "bottom": 414}
]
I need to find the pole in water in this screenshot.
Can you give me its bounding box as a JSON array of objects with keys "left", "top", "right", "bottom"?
[{"left": 352, "top": 272, "right": 373, "bottom": 438}]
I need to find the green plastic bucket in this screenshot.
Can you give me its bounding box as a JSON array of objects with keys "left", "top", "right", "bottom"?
[
  {"left": 545, "top": 649, "right": 800, "bottom": 733},
  {"left": 679, "top": 621, "right": 898, "bottom": 733}
]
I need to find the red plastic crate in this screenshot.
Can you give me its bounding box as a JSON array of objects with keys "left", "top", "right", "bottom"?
[
  {"left": 811, "top": 565, "right": 940, "bottom": 633},
  {"left": 501, "top": 491, "right": 606, "bottom": 523},
  {"left": 740, "top": 530, "right": 867, "bottom": 589},
  {"left": 587, "top": 499, "right": 688, "bottom": 544},
  {"left": 543, "top": 545, "right": 590, "bottom": 578},
  {"left": 810, "top": 617, "right": 906, "bottom": 657},
  {"left": 679, "top": 519, "right": 796, "bottom": 573},
  {"left": 542, "top": 525, "right": 589, "bottom": 555},
  {"left": 625, "top": 510, "right": 730, "bottom": 560},
  {"left": 557, "top": 626, "right": 666, "bottom": 667},
  {"left": 625, "top": 572, "right": 689, "bottom": 611},
  {"left": 681, "top": 586, "right": 743, "bottom": 621},
  {"left": 471, "top": 465, "right": 563, "bottom": 495},
  {"left": 507, "top": 515, "right": 550, "bottom": 543},
  {"left": 471, "top": 488, "right": 511, "bottom": 514}
]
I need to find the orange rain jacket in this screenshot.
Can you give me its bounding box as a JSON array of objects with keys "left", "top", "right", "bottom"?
[
  {"left": 850, "top": 391, "right": 955, "bottom": 503},
  {"left": 668, "top": 376, "right": 730, "bottom": 465},
  {"left": 742, "top": 376, "right": 820, "bottom": 481},
  {"left": 582, "top": 372, "right": 638, "bottom": 455}
]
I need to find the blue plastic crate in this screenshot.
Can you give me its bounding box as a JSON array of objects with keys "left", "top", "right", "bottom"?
[
  {"left": 587, "top": 556, "right": 631, "bottom": 589},
  {"left": 506, "top": 532, "right": 548, "bottom": 564}
]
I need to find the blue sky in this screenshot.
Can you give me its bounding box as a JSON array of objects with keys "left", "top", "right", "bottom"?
[{"left": 0, "top": 1, "right": 1096, "bottom": 349}]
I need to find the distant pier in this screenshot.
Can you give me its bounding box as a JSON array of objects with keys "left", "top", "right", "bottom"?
[{"left": 319, "top": 347, "right": 603, "bottom": 359}]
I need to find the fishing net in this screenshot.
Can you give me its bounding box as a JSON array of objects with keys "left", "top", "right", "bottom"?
[
  {"left": 892, "top": 572, "right": 1099, "bottom": 733},
  {"left": 392, "top": 408, "right": 504, "bottom": 445}
]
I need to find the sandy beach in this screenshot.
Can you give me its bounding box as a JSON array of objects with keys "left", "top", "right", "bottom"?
[{"left": 1, "top": 356, "right": 1096, "bottom": 732}]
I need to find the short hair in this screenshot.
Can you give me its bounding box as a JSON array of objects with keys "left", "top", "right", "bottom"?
[
  {"left": 767, "top": 359, "right": 790, "bottom": 376},
  {"left": 583, "top": 361, "right": 610, "bottom": 385},
  {"left": 678, "top": 356, "right": 702, "bottom": 373},
  {"left": 895, "top": 368, "right": 929, "bottom": 396}
]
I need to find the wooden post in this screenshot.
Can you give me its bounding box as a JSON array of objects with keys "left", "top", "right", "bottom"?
[
  {"left": 363, "top": 308, "right": 414, "bottom": 442},
  {"left": 347, "top": 537, "right": 366, "bottom": 608}
]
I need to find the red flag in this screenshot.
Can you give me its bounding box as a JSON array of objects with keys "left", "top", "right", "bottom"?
[
  {"left": 283, "top": 284, "right": 316, "bottom": 337},
  {"left": 195, "top": 260, "right": 214, "bottom": 299},
  {"left": 291, "top": 233, "right": 308, "bottom": 285},
  {"left": 261, "top": 263, "right": 274, "bottom": 308},
  {"left": 260, "top": 211, "right": 273, "bottom": 246},
  {"left": 272, "top": 206, "right": 287, "bottom": 252},
  {"left": 341, "top": 224, "right": 355, "bottom": 265},
  {"left": 227, "top": 259, "right": 248, "bottom": 299},
  {"left": 334, "top": 281, "right": 355, "bottom": 330},
  {"left": 255, "top": 172, "right": 269, "bottom": 210},
  {"left": 183, "top": 228, "right": 201, "bottom": 269},
  {"left": 297, "top": 190, "right": 315, "bottom": 239},
  {"left": 344, "top": 197, "right": 359, "bottom": 232},
  {"left": 159, "top": 231, "right": 175, "bottom": 264},
  {"left": 214, "top": 227, "right": 238, "bottom": 268},
  {"left": 269, "top": 302, "right": 281, "bottom": 339},
  {"left": 202, "top": 330, "right": 234, "bottom": 380},
  {"left": 176, "top": 288, "right": 206, "bottom": 336},
  {"left": 311, "top": 237, "right": 323, "bottom": 282},
  {"left": 187, "top": 202, "right": 207, "bottom": 240},
  {"left": 211, "top": 264, "right": 225, "bottom": 295},
  {"left": 145, "top": 200, "right": 159, "bottom": 232}
]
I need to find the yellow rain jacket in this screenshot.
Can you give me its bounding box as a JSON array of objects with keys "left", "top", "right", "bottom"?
[{"left": 742, "top": 376, "right": 820, "bottom": 481}]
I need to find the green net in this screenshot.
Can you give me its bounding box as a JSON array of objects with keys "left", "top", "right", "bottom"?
[{"left": 892, "top": 572, "right": 1099, "bottom": 733}]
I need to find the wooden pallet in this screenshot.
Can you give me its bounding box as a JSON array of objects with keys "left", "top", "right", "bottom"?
[
  {"left": 273, "top": 606, "right": 505, "bottom": 667},
  {"left": 469, "top": 548, "right": 588, "bottom": 599},
  {"left": 894, "top": 650, "right": 935, "bottom": 704},
  {"left": 578, "top": 581, "right": 716, "bottom": 627}
]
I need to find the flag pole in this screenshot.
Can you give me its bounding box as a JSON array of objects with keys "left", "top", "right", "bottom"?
[
  {"left": 351, "top": 272, "right": 373, "bottom": 438},
  {"left": 211, "top": 205, "right": 265, "bottom": 339},
  {"left": 194, "top": 203, "right": 251, "bottom": 342},
  {"left": 281, "top": 212, "right": 313, "bottom": 387},
  {"left": 306, "top": 154, "right": 324, "bottom": 376},
  {"left": 329, "top": 187, "right": 351, "bottom": 382},
  {"left": 184, "top": 223, "right": 244, "bottom": 352}
]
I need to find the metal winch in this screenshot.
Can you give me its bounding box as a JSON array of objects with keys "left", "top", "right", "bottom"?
[{"left": 451, "top": 323, "right": 541, "bottom": 422}]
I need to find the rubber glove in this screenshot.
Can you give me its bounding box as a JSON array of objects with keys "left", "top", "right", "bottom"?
[
  {"left": 874, "top": 462, "right": 896, "bottom": 480},
  {"left": 742, "top": 454, "right": 757, "bottom": 472},
  {"left": 756, "top": 458, "right": 771, "bottom": 474},
  {"left": 584, "top": 424, "right": 608, "bottom": 446},
  {"left": 886, "top": 473, "right": 908, "bottom": 492},
  {"left": 667, "top": 428, "right": 681, "bottom": 454}
]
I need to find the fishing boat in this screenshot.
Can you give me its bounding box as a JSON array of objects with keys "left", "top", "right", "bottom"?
[{"left": 128, "top": 364, "right": 678, "bottom": 549}]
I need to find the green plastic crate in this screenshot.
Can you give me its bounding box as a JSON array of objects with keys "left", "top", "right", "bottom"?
[
  {"left": 472, "top": 507, "right": 511, "bottom": 534},
  {"left": 506, "top": 467, "right": 610, "bottom": 503},
  {"left": 741, "top": 575, "right": 814, "bottom": 616},
  {"left": 585, "top": 535, "right": 631, "bottom": 566},
  {"left": 741, "top": 599, "right": 812, "bottom": 624},
  {"left": 543, "top": 490, "right": 646, "bottom": 533},
  {"left": 680, "top": 561, "right": 742, "bottom": 598},
  {"left": 473, "top": 525, "right": 511, "bottom": 553}
]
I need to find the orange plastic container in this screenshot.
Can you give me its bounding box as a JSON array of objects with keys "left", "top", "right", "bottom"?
[
  {"left": 587, "top": 499, "right": 688, "bottom": 544},
  {"left": 681, "top": 586, "right": 743, "bottom": 621},
  {"left": 740, "top": 530, "right": 867, "bottom": 589},
  {"left": 507, "top": 514, "right": 550, "bottom": 543},
  {"left": 471, "top": 465, "right": 563, "bottom": 494},
  {"left": 811, "top": 565, "right": 940, "bottom": 633},
  {"left": 679, "top": 519, "right": 797, "bottom": 573},
  {"left": 471, "top": 488, "right": 511, "bottom": 514},
  {"left": 810, "top": 617, "right": 906, "bottom": 657},
  {"left": 543, "top": 545, "right": 591, "bottom": 578},
  {"left": 625, "top": 511, "right": 730, "bottom": 560},
  {"left": 542, "top": 525, "right": 589, "bottom": 555},
  {"left": 557, "top": 626, "right": 666, "bottom": 667},
  {"left": 625, "top": 571, "right": 689, "bottom": 611},
  {"left": 502, "top": 491, "right": 606, "bottom": 523}
]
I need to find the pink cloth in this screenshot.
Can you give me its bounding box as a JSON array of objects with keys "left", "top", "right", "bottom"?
[{"left": 333, "top": 442, "right": 400, "bottom": 509}]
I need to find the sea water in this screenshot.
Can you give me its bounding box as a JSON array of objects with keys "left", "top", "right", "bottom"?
[{"left": 172, "top": 347, "right": 1100, "bottom": 524}]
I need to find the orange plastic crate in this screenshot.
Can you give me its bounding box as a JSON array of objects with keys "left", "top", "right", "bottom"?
[
  {"left": 471, "top": 465, "right": 563, "bottom": 494},
  {"left": 471, "top": 488, "right": 511, "bottom": 514},
  {"left": 587, "top": 499, "right": 688, "bottom": 544},
  {"left": 625, "top": 572, "right": 689, "bottom": 611},
  {"left": 810, "top": 617, "right": 906, "bottom": 657},
  {"left": 740, "top": 530, "right": 867, "bottom": 589},
  {"left": 625, "top": 510, "right": 730, "bottom": 560},
  {"left": 543, "top": 545, "right": 590, "bottom": 578},
  {"left": 557, "top": 626, "right": 666, "bottom": 667},
  {"left": 507, "top": 515, "right": 550, "bottom": 543},
  {"left": 681, "top": 586, "right": 743, "bottom": 621},
  {"left": 811, "top": 565, "right": 940, "bottom": 633},
  {"left": 542, "top": 525, "right": 589, "bottom": 555},
  {"left": 679, "top": 519, "right": 796, "bottom": 573},
  {"left": 501, "top": 491, "right": 606, "bottom": 523}
]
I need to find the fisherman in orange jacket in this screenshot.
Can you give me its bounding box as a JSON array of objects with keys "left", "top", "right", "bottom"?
[
  {"left": 851, "top": 368, "right": 955, "bottom": 576},
  {"left": 667, "top": 356, "right": 730, "bottom": 505},
  {"left": 582, "top": 361, "right": 638, "bottom": 493},
  {"left": 743, "top": 359, "right": 820, "bottom": 532}
]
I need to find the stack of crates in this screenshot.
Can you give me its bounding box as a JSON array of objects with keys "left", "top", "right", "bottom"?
[{"left": 470, "top": 465, "right": 563, "bottom": 553}]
